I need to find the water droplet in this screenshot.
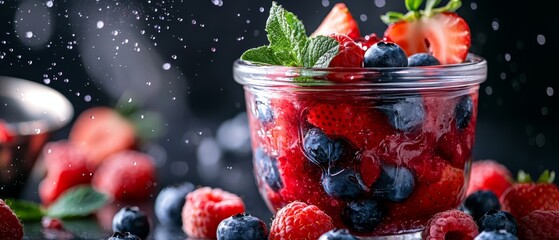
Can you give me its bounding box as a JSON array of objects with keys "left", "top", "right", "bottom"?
[
  {"left": 537, "top": 34, "right": 546, "bottom": 45},
  {"left": 546, "top": 87, "right": 554, "bottom": 96},
  {"left": 470, "top": 2, "right": 477, "bottom": 10},
  {"left": 374, "top": 0, "right": 386, "bottom": 8},
  {"left": 35, "top": 128, "right": 42, "bottom": 134},
  {"left": 140, "top": 115, "right": 144, "bottom": 119},
  {"left": 485, "top": 86, "right": 493, "bottom": 95},
  {"left": 213, "top": 38, "right": 219, "bottom": 42},
  {"left": 84, "top": 95, "right": 91, "bottom": 102},
  {"left": 44, "top": 78, "right": 51, "bottom": 84},
  {"left": 491, "top": 19, "right": 499, "bottom": 31},
  {"left": 162, "top": 63, "right": 171, "bottom": 70},
  {"left": 321, "top": 0, "right": 329, "bottom": 7},
  {"left": 185, "top": 139, "right": 190, "bottom": 144},
  {"left": 171, "top": 55, "right": 177, "bottom": 60},
  {"left": 236, "top": 36, "right": 244, "bottom": 41},
  {"left": 211, "top": 0, "right": 223, "bottom": 7},
  {"left": 259, "top": 7, "right": 265, "bottom": 12},
  {"left": 96, "top": 21, "right": 104, "bottom": 29},
  {"left": 90, "top": 115, "right": 95, "bottom": 119},
  {"left": 111, "top": 30, "right": 119, "bottom": 36},
  {"left": 504, "top": 53, "right": 511, "bottom": 61},
  {"left": 146, "top": 81, "right": 152, "bottom": 86},
  {"left": 360, "top": 14, "right": 367, "bottom": 22},
  {"left": 25, "top": 31, "right": 33, "bottom": 38},
  {"left": 226, "top": 166, "right": 233, "bottom": 170},
  {"left": 28, "top": 60, "right": 33, "bottom": 65},
  {"left": 191, "top": 19, "right": 196, "bottom": 24},
  {"left": 128, "top": 98, "right": 133, "bottom": 103},
  {"left": 210, "top": 47, "right": 216, "bottom": 52},
  {"left": 46, "top": 0, "right": 53, "bottom": 8},
  {"left": 133, "top": 161, "right": 137, "bottom": 166}
]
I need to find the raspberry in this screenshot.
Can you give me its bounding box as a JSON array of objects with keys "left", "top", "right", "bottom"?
[
  {"left": 422, "top": 210, "right": 479, "bottom": 240},
  {"left": 0, "top": 199, "right": 24, "bottom": 240},
  {"left": 518, "top": 210, "right": 559, "bottom": 240},
  {"left": 182, "top": 187, "right": 245, "bottom": 239},
  {"left": 270, "top": 201, "right": 334, "bottom": 240},
  {"left": 92, "top": 150, "right": 156, "bottom": 201},
  {"left": 328, "top": 33, "right": 364, "bottom": 68},
  {"left": 466, "top": 160, "right": 513, "bottom": 197}
]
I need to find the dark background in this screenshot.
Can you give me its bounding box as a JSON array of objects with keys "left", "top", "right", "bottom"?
[{"left": 1, "top": 0, "right": 558, "bottom": 235}]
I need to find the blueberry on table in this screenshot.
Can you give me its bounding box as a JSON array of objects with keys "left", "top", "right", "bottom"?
[
  {"left": 322, "top": 168, "right": 364, "bottom": 198},
  {"left": 407, "top": 53, "right": 441, "bottom": 66},
  {"left": 474, "top": 230, "right": 518, "bottom": 240},
  {"left": 112, "top": 206, "right": 151, "bottom": 240},
  {"left": 379, "top": 97, "right": 425, "bottom": 133},
  {"left": 342, "top": 199, "right": 383, "bottom": 233},
  {"left": 217, "top": 213, "right": 269, "bottom": 240},
  {"left": 154, "top": 182, "right": 195, "bottom": 226},
  {"left": 461, "top": 190, "right": 501, "bottom": 221},
  {"left": 477, "top": 209, "right": 518, "bottom": 235},
  {"left": 455, "top": 95, "right": 473, "bottom": 130},
  {"left": 108, "top": 231, "right": 141, "bottom": 240},
  {"left": 254, "top": 148, "right": 283, "bottom": 191},
  {"left": 253, "top": 97, "right": 273, "bottom": 123},
  {"left": 372, "top": 165, "right": 415, "bottom": 202},
  {"left": 319, "top": 228, "right": 358, "bottom": 240},
  {"left": 303, "top": 128, "right": 343, "bottom": 166},
  {"left": 364, "top": 42, "right": 408, "bottom": 67}
]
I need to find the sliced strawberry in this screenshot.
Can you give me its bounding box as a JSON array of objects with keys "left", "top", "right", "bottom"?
[
  {"left": 328, "top": 33, "right": 364, "bottom": 68},
  {"left": 384, "top": 12, "right": 471, "bottom": 64},
  {"left": 311, "top": 3, "right": 360, "bottom": 39}
]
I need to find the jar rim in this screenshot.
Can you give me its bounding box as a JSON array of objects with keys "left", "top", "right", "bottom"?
[{"left": 233, "top": 53, "right": 487, "bottom": 90}]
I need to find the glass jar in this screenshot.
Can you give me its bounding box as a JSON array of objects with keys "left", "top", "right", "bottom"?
[{"left": 233, "top": 54, "right": 487, "bottom": 238}]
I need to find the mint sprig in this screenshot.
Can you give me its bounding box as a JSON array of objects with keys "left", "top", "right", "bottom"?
[
  {"left": 240, "top": 2, "right": 339, "bottom": 69},
  {"left": 6, "top": 186, "right": 109, "bottom": 221},
  {"left": 381, "top": 0, "right": 462, "bottom": 24}
]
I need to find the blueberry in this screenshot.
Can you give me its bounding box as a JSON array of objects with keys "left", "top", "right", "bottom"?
[
  {"left": 461, "top": 190, "right": 501, "bottom": 221},
  {"left": 253, "top": 97, "right": 273, "bottom": 123},
  {"left": 379, "top": 97, "right": 425, "bottom": 133},
  {"left": 112, "top": 206, "right": 151, "bottom": 240},
  {"left": 108, "top": 231, "right": 141, "bottom": 240},
  {"left": 322, "top": 168, "right": 363, "bottom": 198},
  {"left": 254, "top": 148, "right": 283, "bottom": 191},
  {"left": 342, "top": 200, "right": 383, "bottom": 233},
  {"left": 319, "top": 228, "right": 358, "bottom": 240},
  {"left": 216, "top": 213, "right": 269, "bottom": 240},
  {"left": 154, "top": 182, "right": 195, "bottom": 226},
  {"left": 478, "top": 209, "right": 518, "bottom": 235},
  {"left": 364, "top": 42, "right": 408, "bottom": 67},
  {"left": 372, "top": 165, "right": 415, "bottom": 202},
  {"left": 474, "top": 230, "right": 518, "bottom": 240},
  {"left": 455, "top": 95, "right": 473, "bottom": 130},
  {"left": 407, "top": 53, "right": 440, "bottom": 67},
  {"left": 303, "top": 128, "right": 343, "bottom": 166}
]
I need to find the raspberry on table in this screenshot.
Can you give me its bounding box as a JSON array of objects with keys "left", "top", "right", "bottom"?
[
  {"left": 0, "top": 199, "right": 24, "bottom": 240},
  {"left": 182, "top": 187, "right": 245, "bottom": 239},
  {"left": 518, "top": 210, "right": 559, "bottom": 240},
  {"left": 422, "top": 209, "right": 479, "bottom": 240},
  {"left": 217, "top": 213, "right": 268, "bottom": 240},
  {"left": 270, "top": 201, "right": 334, "bottom": 240}
]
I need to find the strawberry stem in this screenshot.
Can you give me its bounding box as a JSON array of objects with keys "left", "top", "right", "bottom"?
[
  {"left": 381, "top": 0, "right": 462, "bottom": 24},
  {"left": 517, "top": 170, "right": 533, "bottom": 183},
  {"left": 537, "top": 170, "right": 556, "bottom": 183}
]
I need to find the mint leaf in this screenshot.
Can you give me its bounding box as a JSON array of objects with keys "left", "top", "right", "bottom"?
[
  {"left": 302, "top": 36, "right": 339, "bottom": 68},
  {"left": 5, "top": 199, "right": 45, "bottom": 221},
  {"left": 241, "top": 46, "right": 281, "bottom": 65},
  {"left": 47, "top": 186, "right": 109, "bottom": 218},
  {"left": 265, "top": 2, "right": 308, "bottom": 66}
]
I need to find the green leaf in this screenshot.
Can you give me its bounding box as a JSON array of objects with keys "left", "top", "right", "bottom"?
[
  {"left": 4, "top": 199, "right": 45, "bottom": 221},
  {"left": 517, "top": 170, "right": 533, "bottom": 183},
  {"left": 266, "top": 2, "right": 308, "bottom": 65},
  {"left": 302, "top": 36, "right": 339, "bottom": 68},
  {"left": 381, "top": 11, "right": 405, "bottom": 24},
  {"left": 240, "top": 46, "right": 281, "bottom": 65},
  {"left": 537, "top": 170, "right": 556, "bottom": 183},
  {"left": 406, "top": 0, "right": 424, "bottom": 11},
  {"left": 47, "top": 186, "right": 109, "bottom": 219},
  {"left": 432, "top": 0, "right": 462, "bottom": 15}
]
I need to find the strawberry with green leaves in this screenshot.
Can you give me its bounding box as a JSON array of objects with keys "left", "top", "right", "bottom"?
[
  {"left": 500, "top": 170, "right": 559, "bottom": 219},
  {"left": 382, "top": 0, "right": 471, "bottom": 64}
]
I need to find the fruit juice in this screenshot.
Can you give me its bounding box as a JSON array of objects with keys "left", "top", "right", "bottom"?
[{"left": 234, "top": 0, "right": 487, "bottom": 236}]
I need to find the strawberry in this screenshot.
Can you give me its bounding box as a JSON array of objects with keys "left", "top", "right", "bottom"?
[
  {"left": 382, "top": 1, "right": 471, "bottom": 64},
  {"left": 311, "top": 3, "right": 360, "bottom": 40},
  {"left": 270, "top": 201, "right": 334, "bottom": 240},
  {"left": 328, "top": 33, "right": 364, "bottom": 68},
  {"left": 0, "top": 120, "right": 14, "bottom": 144},
  {"left": 0, "top": 199, "right": 24, "bottom": 240},
  {"left": 306, "top": 101, "right": 392, "bottom": 149},
  {"left": 518, "top": 210, "right": 559, "bottom": 240},
  {"left": 39, "top": 141, "right": 94, "bottom": 205},
  {"left": 69, "top": 106, "right": 136, "bottom": 170},
  {"left": 500, "top": 170, "right": 559, "bottom": 219},
  {"left": 181, "top": 187, "right": 245, "bottom": 239},
  {"left": 91, "top": 150, "right": 156, "bottom": 201},
  {"left": 466, "top": 160, "right": 513, "bottom": 198}
]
